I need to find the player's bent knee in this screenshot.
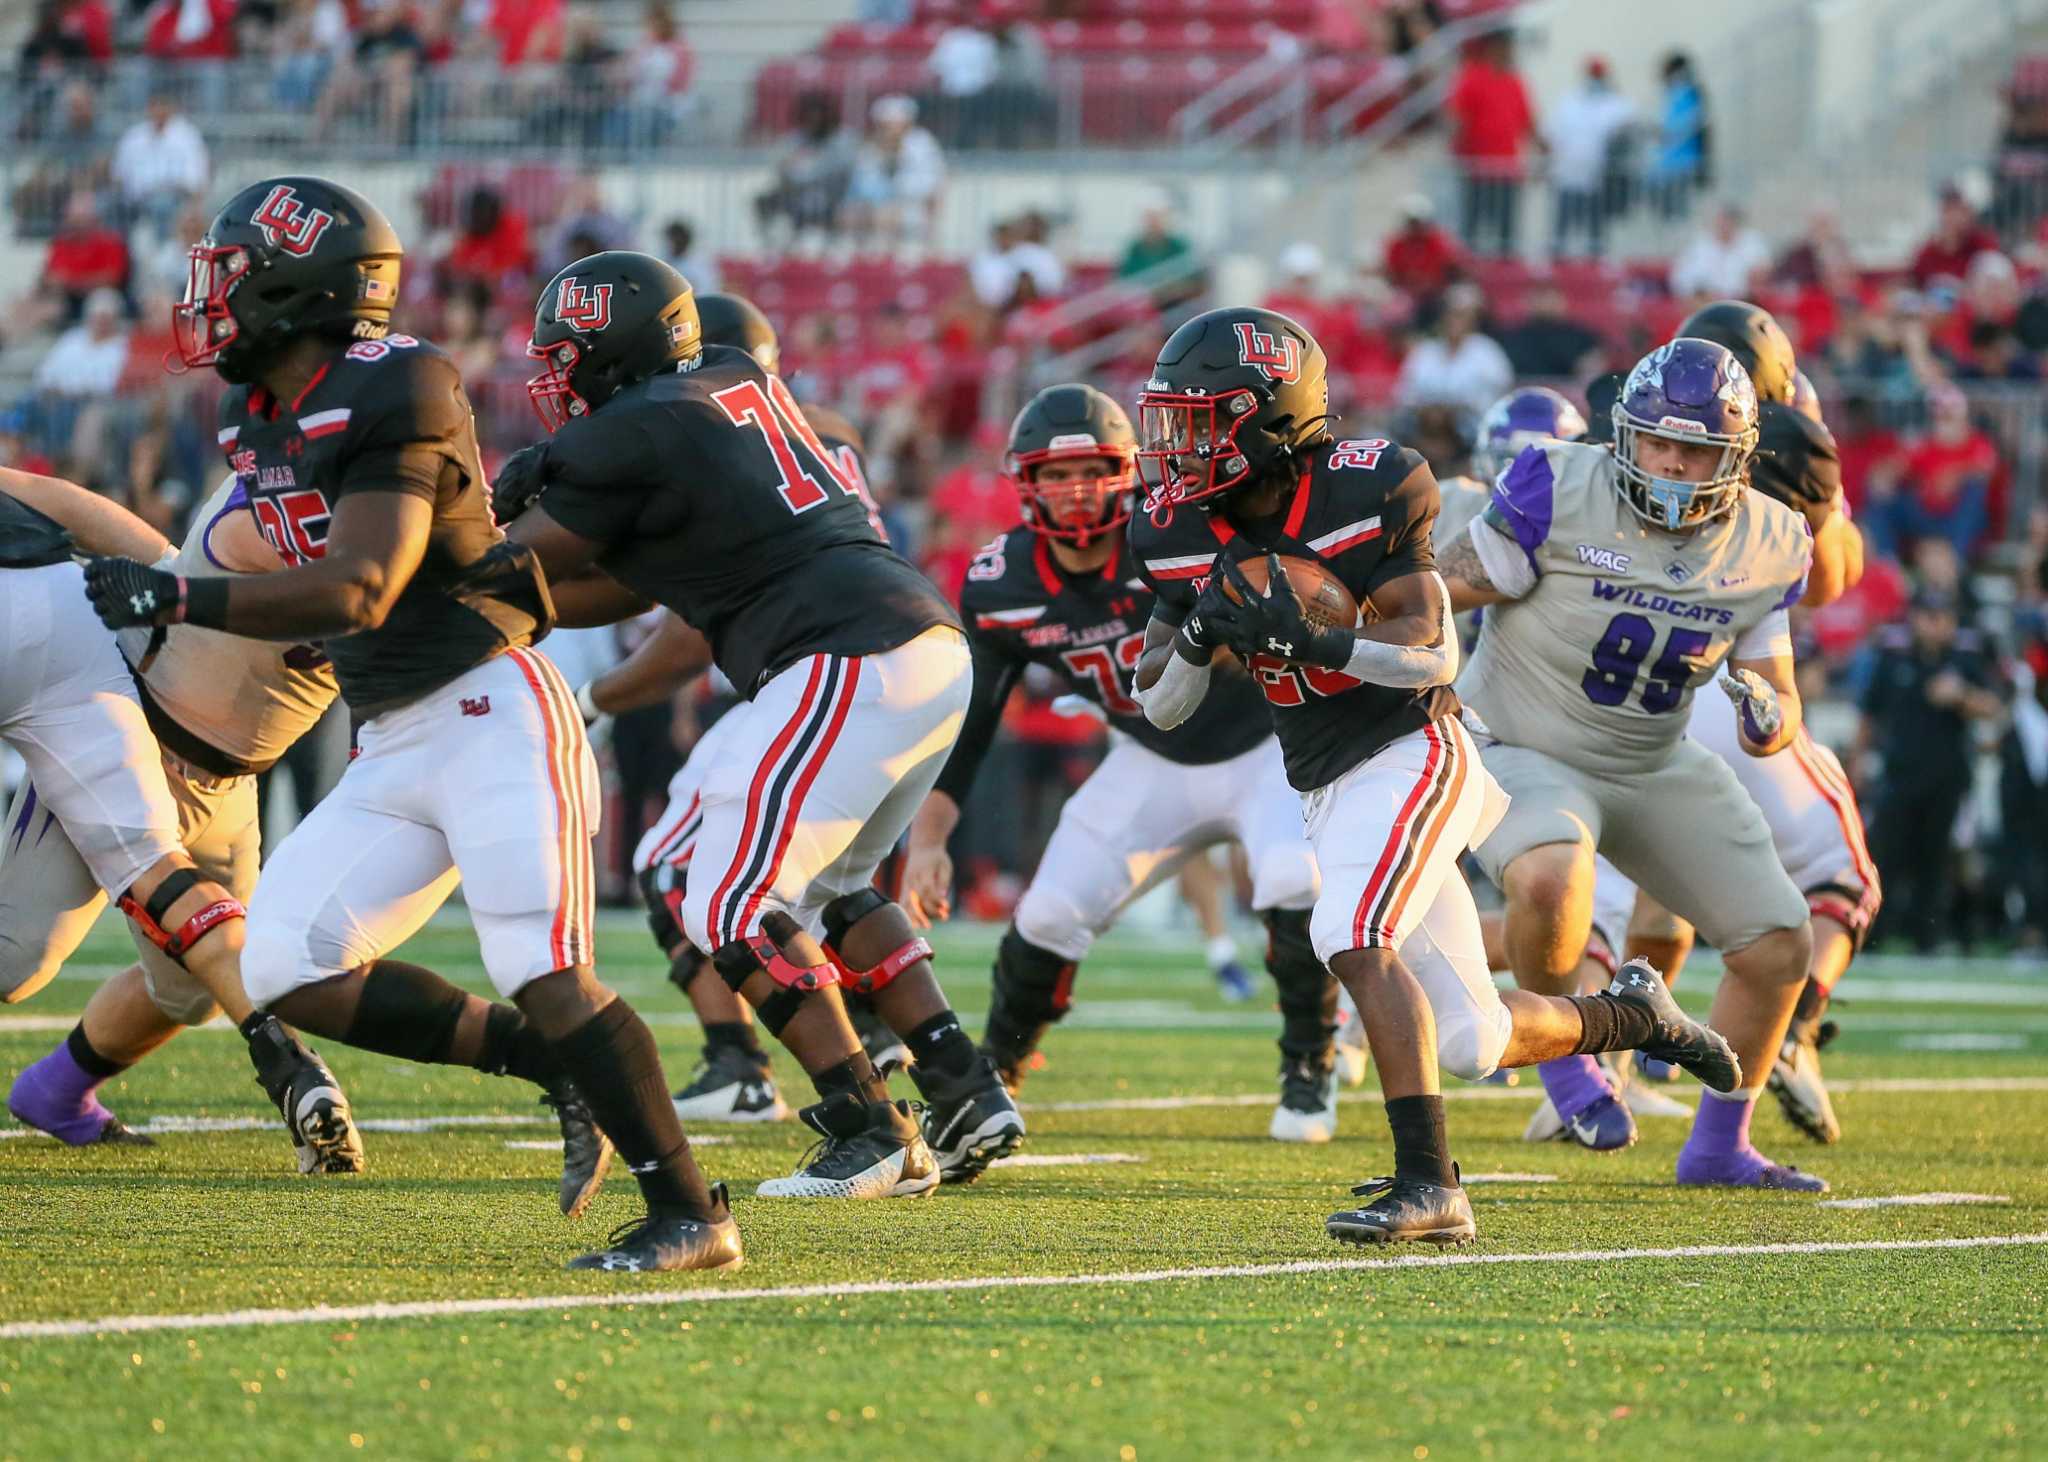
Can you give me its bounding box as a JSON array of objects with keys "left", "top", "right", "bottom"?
[
  {"left": 1436, "top": 1001, "right": 1511, "bottom": 1083},
  {"left": 1724, "top": 921, "right": 1813, "bottom": 984},
  {"left": 142, "top": 965, "right": 223, "bottom": 1026},
  {"left": 1807, "top": 882, "right": 1875, "bottom": 953},
  {"left": 636, "top": 864, "right": 688, "bottom": 958},
  {"left": 992, "top": 927, "right": 1078, "bottom": 1027},
  {"left": 1503, "top": 844, "right": 1590, "bottom": 913},
  {"left": 1011, "top": 884, "right": 1097, "bottom": 964},
  {"left": 0, "top": 931, "right": 67, "bottom": 1005},
  {"left": 237, "top": 912, "right": 331, "bottom": 1011},
  {"left": 820, "top": 889, "right": 932, "bottom": 995},
  {"left": 118, "top": 866, "right": 244, "bottom": 968},
  {"left": 710, "top": 912, "right": 835, "bottom": 1037}
]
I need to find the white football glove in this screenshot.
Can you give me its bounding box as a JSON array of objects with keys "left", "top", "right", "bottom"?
[{"left": 1718, "top": 667, "right": 1781, "bottom": 742}]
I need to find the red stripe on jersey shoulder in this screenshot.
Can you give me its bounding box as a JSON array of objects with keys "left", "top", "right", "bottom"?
[{"left": 1031, "top": 536, "right": 1065, "bottom": 597}]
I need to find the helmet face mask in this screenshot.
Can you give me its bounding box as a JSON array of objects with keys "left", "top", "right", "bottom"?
[
  {"left": 1012, "top": 450, "right": 1135, "bottom": 547},
  {"left": 1611, "top": 337, "right": 1759, "bottom": 532},
  {"left": 171, "top": 241, "right": 255, "bottom": 373},
  {"left": 525, "top": 337, "right": 588, "bottom": 433},
  {"left": 1135, "top": 385, "right": 1260, "bottom": 508}
]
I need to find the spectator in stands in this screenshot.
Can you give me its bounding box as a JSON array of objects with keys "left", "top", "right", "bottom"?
[
  {"left": 622, "top": 1, "right": 695, "bottom": 147},
  {"left": 137, "top": 199, "right": 210, "bottom": 300},
  {"left": 846, "top": 95, "right": 946, "bottom": 249},
  {"left": 486, "top": 0, "right": 566, "bottom": 66},
  {"left": 1380, "top": 0, "right": 1443, "bottom": 58},
  {"left": 1867, "top": 385, "right": 1999, "bottom": 563},
  {"left": 1381, "top": 194, "right": 1462, "bottom": 311},
  {"left": 19, "top": 0, "right": 113, "bottom": 74},
  {"left": 1858, "top": 586, "right": 2004, "bottom": 951},
  {"left": 440, "top": 281, "right": 502, "bottom": 383},
  {"left": 313, "top": 0, "right": 426, "bottom": 143},
  {"left": 441, "top": 186, "right": 535, "bottom": 293},
  {"left": 1545, "top": 56, "right": 1634, "bottom": 258},
  {"left": 1118, "top": 200, "right": 1201, "bottom": 310},
  {"left": 1774, "top": 207, "right": 1850, "bottom": 289},
  {"left": 1445, "top": 30, "right": 1539, "bottom": 255},
  {"left": 2001, "top": 646, "right": 2048, "bottom": 955},
  {"left": 542, "top": 181, "right": 629, "bottom": 269},
  {"left": 663, "top": 218, "right": 720, "bottom": 294},
  {"left": 34, "top": 191, "right": 130, "bottom": 336},
  {"left": 927, "top": 12, "right": 999, "bottom": 148},
  {"left": 970, "top": 213, "right": 1066, "bottom": 316},
  {"left": 1957, "top": 318, "right": 2041, "bottom": 382},
  {"left": 755, "top": 91, "right": 855, "bottom": 250},
  {"left": 142, "top": 0, "right": 239, "bottom": 61},
  {"left": 1647, "top": 52, "right": 1710, "bottom": 218},
  {"left": 1498, "top": 279, "right": 1604, "bottom": 381},
  {"left": 1830, "top": 286, "right": 1939, "bottom": 402},
  {"left": 0, "top": 408, "right": 57, "bottom": 479},
  {"left": 1668, "top": 203, "right": 1770, "bottom": 300},
  {"left": 1911, "top": 182, "right": 2001, "bottom": 292},
  {"left": 33, "top": 287, "right": 129, "bottom": 399},
  {"left": 270, "top": 0, "right": 351, "bottom": 111},
  {"left": 1397, "top": 281, "right": 1511, "bottom": 416},
  {"left": 1938, "top": 249, "right": 2023, "bottom": 358},
  {"left": 110, "top": 89, "right": 209, "bottom": 234}
]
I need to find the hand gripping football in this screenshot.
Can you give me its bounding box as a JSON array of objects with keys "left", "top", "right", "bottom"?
[{"left": 1219, "top": 553, "right": 1366, "bottom": 630}]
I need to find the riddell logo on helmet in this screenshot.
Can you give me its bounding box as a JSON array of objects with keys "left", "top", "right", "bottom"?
[
  {"left": 556, "top": 278, "right": 614, "bottom": 332},
  {"left": 1233, "top": 323, "right": 1302, "bottom": 384},
  {"left": 250, "top": 185, "right": 335, "bottom": 258}
]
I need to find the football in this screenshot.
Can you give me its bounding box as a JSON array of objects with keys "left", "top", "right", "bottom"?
[{"left": 1220, "top": 553, "right": 1367, "bottom": 630}]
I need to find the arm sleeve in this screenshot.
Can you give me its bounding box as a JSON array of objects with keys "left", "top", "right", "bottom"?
[
  {"left": 1362, "top": 452, "right": 1440, "bottom": 596},
  {"left": 1134, "top": 641, "right": 1212, "bottom": 729},
  {"left": 1730, "top": 607, "right": 1793, "bottom": 662},
  {"left": 930, "top": 629, "right": 1024, "bottom": 803},
  {"left": 332, "top": 353, "right": 475, "bottom": 501},
  {"left": 527, "top": 408, "right": 666, "bottom": 546}
]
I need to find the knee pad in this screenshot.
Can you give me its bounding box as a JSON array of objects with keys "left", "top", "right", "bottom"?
[
  {"left": 991, "top": 926, "right": 1078, "bottom": 1029},
  {"left": 348, "top": 962, "right": 469, "bottom": 1065},
  {"left": 711, "top": 911, "right": 835, "bottom": 1037},
  {"left": 141, "top": 962, "right": 223, "bottom": 1027},
  {"left": 637, "top": 863, "right": 688, "bottom": 959},
  {"left": 1807, "top": 881, "right": 1875, "bottom": 952},
  {"left": 1010, "top": 881, "right": 1097, "bottom": 964},
  {"left": 820, "top": 888, "right": 932, "bottom": 995},
  {"left": 118, "top": 867, "right": 244, "bottom": 966},
  {"left": 1434, "top": 1001, "right": 1511, "bottom": 1084}
]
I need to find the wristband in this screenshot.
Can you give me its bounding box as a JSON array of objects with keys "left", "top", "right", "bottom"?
[
  {"left": 180, "top": 574, "right": 229, "bottom": 628},
  {"left": 575, "top": 680, "right": 603, "bottom": 724}
]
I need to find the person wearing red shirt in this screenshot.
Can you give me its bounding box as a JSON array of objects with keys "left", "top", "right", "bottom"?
[
  {"left": 141, "top": 0, "right": 238, "bottom": 60},
  {"left": 43, "top": 192, "right": 130, "bottom": 324},
  {"left": 440, "top": 186, "right": 534, "bottom": 289},
  {"left": 1445, "top": 31, "right": 1540, "bottom": 254},
  {"left": 488, "top": 0, "right": 566, "bottom": 66},
  {"left": 1380, "top": 195, "right": 1464, "bottom": 306},
  {"left": 1869, "top": 386, "right": 2001, "bottom": 561},
  {"left": 1910, "top": 185, "right": 2001, "bottom": 290}
]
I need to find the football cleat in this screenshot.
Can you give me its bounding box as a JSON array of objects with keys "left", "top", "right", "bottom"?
[
  {"left": 1636, "top": 1055, "right": 1681, "bottom": 1082},
  {"left": 244, "top": 1015, "right": 364, "bottom": 1174},
  {"left": 1768, "top": 1016, "right": 1841, "bottom": 1144},
  {"left": 1333, "top": 1001, "right": 1370, "bottom": 1088},
  {"left": 6, "top": 1052, "right": 156, "bottom": 1147},
  {"left": 565, "top": 1184, "right": 745, "bottom": 1272},
  {"left": 1675, "top": 1145, "right": 1830, "bottom": 1192},
  {"left": 1523, "top": 1092, "right": 1637, "bottom": 1150},
  {"left": 758, "top": 1096, "right": 938, "bottom": 1199},
  {"left": 920, "top": 1058, "right": 1027, "bottom": 1183},
  {"left": 542, "top": 1078, "right": 615, "bottom": 1219},
  {"left": 1609, "top": 957, "right": 1743, "bottom": 1092},
  {"left": 1606, "top": 1050, "right": 1692, "bottom": 1119},
  {"left": 1270, "top": 1056, "right": 1340, "bottom": 1143},
  {"left": 671, "top": 1044, "right": 792, "bottom": 1124},
  {"left": 1213, "top": 957, "right": 1256, "bottom": 1004},
  {"left": 90, "top": 1117, "right": 157, "bottom": 1146},
  {"left": 1327, "top": 1166, "right": 1476, "bottom": 1246},
  {"left": 849, "top": 999, "right": 913, "bottom": 1080}
]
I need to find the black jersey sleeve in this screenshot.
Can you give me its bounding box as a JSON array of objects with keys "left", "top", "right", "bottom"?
[
  {"left": 930, "top": 624, "right": 1027, "bottom": 804},
  {"left": 332, "top": 351, "right": 477, "bottom": 501},
  {"left": 1362, "top": 450, "right": 1440, "bottom": 596},
  {"left": 1128, "top": 518, "right": 1197, "bottom": 627},
  {"left": 531, "top": 402, "right": 673, "bottom": 546}
]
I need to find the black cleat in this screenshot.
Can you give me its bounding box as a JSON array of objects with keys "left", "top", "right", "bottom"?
[
  {"left": 1609, "top": 958, "right": 1743, "bottom": 1092},
  {"left": 244, "top": 1014, "right": 365, "bottom": 1174},
  {"left": 916, "top": 1056, "right": 1026, "bottom": 1184},
  {"left": 542, "top": 1078, "right": 615, "bottom": 1218},
  {"left": 92, "top": 1117, "right": 156, "bottom": 1147},
  {"left": 671, "top": 1043, "right": 791, "bottom": 1123},
  {"left": 758, "top": 1095, "right": 938, "bottom": 1198},
  {"left": 566, "top": 1183, "right": 745, "bottom": 1273},
  {"left": 1327, "top": 1167, "right": 1476, "bottom": 1246}
]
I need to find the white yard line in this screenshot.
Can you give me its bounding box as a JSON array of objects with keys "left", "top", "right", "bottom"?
[
  {"left": 1462, "top": 1173, "right": 1560, "bottom": 1183},
  {"left": 6, "top": 1233, "right": 2043, "bottom": 1342},
  {"left": 0, "top": 1113, "right": 555, "bottom": 1141},
  {"left": 989, "top": 1152, "right": 1143, "bottom": 1168},
  {"left": 1817, "top": 1193, "right": 2012, "bottom": 1210}
]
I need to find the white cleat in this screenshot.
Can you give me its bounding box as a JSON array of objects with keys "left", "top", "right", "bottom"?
[
  {"left": 1270, "top": 1061, "right": 1340, "bottom": 1143},
  {"left": 756, "top": 1096, "right": 939, "bottom": 1199},
  {"left": 1522, "top": 1095, "right": 1566, "bottom": 1144}
]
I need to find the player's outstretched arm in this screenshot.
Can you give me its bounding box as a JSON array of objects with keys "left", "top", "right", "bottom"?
[
  {"left": 2, "top": 466, "right": 170, "bottom": 563},
  {"left": 582, "top": 612, "right": 711, "bottom": 717},
  {"left": 1436, "top": 518, "right": 1524, "bottom": 611},
  {"left": 1721, "top": 650, "right": 1802, "bottom": 757},
  {"left": 504, "top": 506, "right": 652, "bottom": 627},
  {"left": 1803, "top": 510, "right": 1864, "bottom": 606},
  {"left": 902, "top": 791, "right": 961, "bottom": 928},
  {"left": 83, "top": 492, "right": 430, "bottom": 639}
]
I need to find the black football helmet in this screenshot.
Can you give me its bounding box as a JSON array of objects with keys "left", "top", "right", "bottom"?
[
  {"left": 1749, "top": 400, "right": 1842, "bottom": 512},
  {"left": 1005, "top": 383, "right": 1138, "bottom": 548},
  {"left": 527, "top": 251, "right": 701, "bottom": 432},
  {"left": 695, "top": 292, "right": 779, "bottom": 374},
  {"left": 1675, "top": 299, "right": 1798, "bottom": 406},
  {"left": 173, "top": 175, "right": 402, "bottom": 384},
  {"left": 1135, "top": 306, "right": 1332, "bottom": 509}
]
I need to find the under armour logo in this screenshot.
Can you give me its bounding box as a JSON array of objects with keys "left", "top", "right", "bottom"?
[
  {"left": 1265, "top": 636, "right": 1294, "bottom": 657},
  {"left": 459, "top": 696, "right": 490, "bottom": 717},
  {"left": 1234, "top": 322, "right": 1303, "bottom": 383},
  {"left": 555, "top": 277, "right": 613, "bottom": 332},
  {"left": 130, "top": 591, "right": 155, "bottom": 615},
  {"left": 249, "top": 184, "right": 335, "bottom": 258}
]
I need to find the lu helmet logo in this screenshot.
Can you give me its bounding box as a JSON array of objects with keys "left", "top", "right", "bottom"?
[
  {"left": 1233, "top": 323, "right": 1302, "bottom": 384},
  {"left": 555, "top": 277, "right": 614, "bottom": 332},
  {"left": 250, "top": 185, "right": 336, "bottom": 258}
]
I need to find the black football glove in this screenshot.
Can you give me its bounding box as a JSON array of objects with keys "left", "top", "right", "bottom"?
[
  {"left": 491, "top": 442, "right": 551, "bottom": 525},
  {"left": 83, "top": 555, "right": 185, "bottom": 630},
  {"left": 1219, "top": 555, "right": 1352, "bottom": 670},
  {"left": 1182, "top": 563, "right": 1257, "bottom": 655}
]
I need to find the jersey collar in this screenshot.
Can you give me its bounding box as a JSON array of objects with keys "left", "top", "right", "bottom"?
[
  {"left": 1032, "top": 533, "right": 1125, "bottom": 593},
  {"left": 1208, "top": 468, "right": 1314, "bottom": 548}
]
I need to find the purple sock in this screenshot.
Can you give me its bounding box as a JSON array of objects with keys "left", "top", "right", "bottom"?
[
  {"left": 1684, "top": 1088, "right": 1756, "bottom": 1156},
  {"left": 7, "top": 1042, "right": 114, "bottom": 1145},
  {"left": 1536, "top": 1054, "right": 1612, "bottom": 1122}
]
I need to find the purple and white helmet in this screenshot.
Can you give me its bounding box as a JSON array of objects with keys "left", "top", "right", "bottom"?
[
  {"left": 1612, "top": 337, "right": 1759, "bottom": 531},
  {"left": 1474, "top": 386, "right": 1589, "bottom": 481}
]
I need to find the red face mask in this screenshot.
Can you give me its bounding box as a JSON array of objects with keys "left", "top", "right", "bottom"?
[
  {"left": 525, "top": 337, "right": 588, "bottom": 433},
  {"left": 1011, "top": 451, "right": 1135, "bottom": 546},
  {"left": 1135, "top": 387, "right": 1259, "bottom": 508},
  {"left": 170, "top": 241, "right": 253, "bottom": 372}
]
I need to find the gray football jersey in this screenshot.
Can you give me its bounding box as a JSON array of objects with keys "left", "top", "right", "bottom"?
[
  {"left": 119, "top": 477, "right": 337, "bottom": 771},
  {"left": 1460, "top": 441, "right": 1810, "bottom": 774}
]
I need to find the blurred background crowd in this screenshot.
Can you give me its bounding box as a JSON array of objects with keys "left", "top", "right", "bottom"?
[{"left": 7, "top": 0, "right": 2048, "bottom": 957}]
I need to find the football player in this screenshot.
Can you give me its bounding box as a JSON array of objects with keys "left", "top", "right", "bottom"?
[
  {"left": 1439, "top": 335, "right": 1826, "bottom": 1192},
  {"left": 899, "top": 383, "right": 1342, "bottom": 1142},
  {"left": 82, "top": 177, "right": 737, "bottom": 1274},
  {"left": 1129, "top": 307, "right": 1740, "bottom": 1244},
  {"left": 2, "top": 464, "right": 368, "bottom": 1171},
  {"left": 496, "top": 251, "right": 1024, "bottom": 1194}
]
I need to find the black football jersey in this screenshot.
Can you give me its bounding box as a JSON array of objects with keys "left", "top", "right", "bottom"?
[
  {"left": 1129, "top": 438, "right": 1460, "bottom": 792},
  {"left": 932, "top": 526, "right": 1270, "bottom": 802},
  {"left": 0, "top": 492, "right": 72, "bottom": 568},
  {"left": 217, "top": 335, "right": 550, "bottom": 714},
  {"left": 535, "top": 345, "right": 957, "bottom": 697}
]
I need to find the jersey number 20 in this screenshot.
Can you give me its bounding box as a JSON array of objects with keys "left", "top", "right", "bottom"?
[
  {"left": 712, "top": 377, "right": 868, "bottom": 517},
  {"left": 1582, "top": 613, "right": 1711, "bottom": 713}
]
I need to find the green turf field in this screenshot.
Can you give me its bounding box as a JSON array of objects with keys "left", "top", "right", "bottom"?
[{"left": 3, "top": 910, "right": 2044, "bottom": 1460}]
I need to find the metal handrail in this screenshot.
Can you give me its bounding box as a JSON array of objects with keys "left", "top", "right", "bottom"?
[{"left": 1170, "top": 47, "right": 1300, "bottom": 144}]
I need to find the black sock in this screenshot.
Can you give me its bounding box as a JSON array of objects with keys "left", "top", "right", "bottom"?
[
  {"left": 703, "top": 1020, "right": 766, "bottom": 1062},
  {"left": 981, "top": 1013, "right": 1047, "bottom": 1071},
  {"left": 552, "top": 999, "right": 718, "bottom": 1220},
  {"left": 1384, "top": 1094, "right": 1456, "bottom": 1186},
  {"left": 813, "top": 1051, "right": 888, "bottom": 1106},
  {"left": 1793, "top": 976, "right": 1829, "bottom": 1025},
  {"left": 479, "top": 1004, "right": 562, "bottom": 1085},
  {"left": 1567, "top": 991, "right": 1658, "bottom": 1055},
  {"left": 907, "top": 1010, "right": 978, "bottom": 1079},
  {"left": 67, "top": 1023, "right": 126, "bottom": 1080}
]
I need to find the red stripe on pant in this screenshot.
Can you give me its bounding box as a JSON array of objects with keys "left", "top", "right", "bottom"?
[
  {"left": 1351, "top": 723, "right": 1447, "bottom": 950},
  {"left": 705, "top": 656, "right": 828, "bottom": 953},
  {"left": 645, "top": 792, "right": 702, "bottom": 870},
  {"left": 731, "top": 659, "right": 864, "bottom": 941},
  {"left": 507, "top": 649, "right": 577, "bottom": 970},
  {"left": 530, "top": 651, "right": 596, "bottom": 962},
  {"left": 1370, "top": 720, "right": 1467, "bottom": 948}
]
